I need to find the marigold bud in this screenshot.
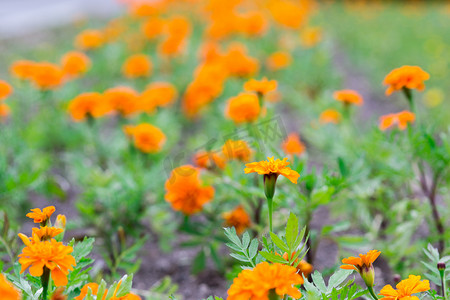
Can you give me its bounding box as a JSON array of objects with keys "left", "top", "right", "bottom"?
[
  {"left": 55, "top": 214, "right": 66, "bottom": 230},
  {"left": 360, "top": 264, "right": 375, "bottom": 288},
  {"left": 264, "top": 173, "right": 278, "bottom": 200}
]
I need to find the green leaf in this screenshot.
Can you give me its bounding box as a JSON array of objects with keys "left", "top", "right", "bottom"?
[
  {"left": 311, "top": 271, "right": 327, "bottom": 293},
  {"left": 192, "top": 250, "right": 206, "bottom": 274},
  {"left": 242, "top": 232, "right": 250, "bottom": 249},
  {"left": 269, "top": 232, "right": 289, "bottom": 253},
  {"left": 286, "top": 212, "right": 299, "bottom": 251},
  {"left": 311, "top": 186, "right": 335, "bottom": 208},
  {"left": 248, "top": 239, "right": 259, "bottom": 259},
  {"left": 224, "top": 227, "right": 242, "bottom": 248},
  {"left": 327, "top": 269, "right": 353, "bottom": 293},
  {"left": 259, "top": 251, "right": 287, "bottom": 264}
]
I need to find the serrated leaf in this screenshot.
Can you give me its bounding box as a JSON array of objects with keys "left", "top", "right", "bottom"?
[
  {"left": 269, "top": 232, "right": 288, "bottom": 253},
  {"left": 230, "top": 253, "right": 250, "bottom": 262},
  {"left": 242, "top": 232, "right": 250, "bottom": 249},
  {"left": 248, "top": 239, "right": 259, "bottom": 259},
  {"left": 224, "top": 227, "right": 242, "bottom": 247},
  {"left": 259, "top": 251, "right": 287, "bottom": 264},
  {"left": 286, "top": 213, "right": 299, "bottom": 251},
  {"left": 327, "top": 269, "right": 353, "bottom": 293},
  {"left": 311, "top": 271, "right": 327, "bottom": 293}
]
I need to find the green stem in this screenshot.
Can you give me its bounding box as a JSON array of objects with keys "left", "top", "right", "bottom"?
[
  {"left": 41, "top": 267, "right": 51, "bottom": 300},
  {"left": 267, "top": 197, "right": 273, "bottom": 233},
  {"left": 368, "top": 286, "right": 379, "bottom": 300},
  {"left": 402, "top": 87, "right": 414, "bottom": 113}
]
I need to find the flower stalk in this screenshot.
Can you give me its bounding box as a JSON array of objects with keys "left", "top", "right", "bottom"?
[{"left": 41, "top": 267, "right": 51, "bottom": 300}]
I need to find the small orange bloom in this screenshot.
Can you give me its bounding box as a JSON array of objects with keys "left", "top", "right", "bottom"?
[
  {"left": 245, "top": 157, "right": 300, "bottom": 184},
  {"left": 18, "top": 237, "right": 76, "bottom": 287},
  {"left": 0, "top": 103, "right": 11, "bottom": 120},
  {"left": 123, "top": 123, "right": 166, "bottom": 153},
  {"left": 266, "top": 51, "right": 292, "bottom": 71},
  {"left": 281, "top": 133, "right": 306, "bottom": 156},
  {"left": 165, "top": 165, "right": 214, "bottom": 215},
  {"left": 122, "top": 54, "right": 152, "bottom": 79},
  {"left": 10, "top": 60, "right": 37, "bottom": 80},
  {"left": 226, "top": 92, "right": 261, "bottom": 124},
  {"left": 26, "top": 206, "right": 55, "bottom": 224},
  {"left": 75, "top": 29, "right": 104, "bottom": 50},
  {"left": 244, "top": 77, "right": 277, "bottom": 96},
  {"left": 281, "top": 252, "right": 313, "bottom": 279},
  {"left": 194, "top": 151, "right": 226, "bottom": 170},
  {"left": 222, "top": 140, "right": 252, "bottom": 162},
  {"left": 379, "top": 275, "right": 430, "bottom": 300},
  {"left": 140, "top": 82, "right": 177, "bottom": 113},
  {"left": 75, "top": 282, "right": 141, "bottom": 300},
  {"left": 235, "top": 11, "right": 268, "bottom": 37},
  {"left": 319, "top": 109, "right": 341, "bottom": 124},
  {"left": 267, "top": 0, "right": 308, "bottom": 29},
  {"left": 379, "top": 111, "right": 415, "bottom": 131},
  {"left": 29, "top": 63, "right": 65, "bottom": 90},
  {"left": 68, "top": 92, "right": 111, "bottom": 121},
  {"left": 61, "top": 51, "right": 91, "bottom": 77},
  {"left": 158, "top": 16, "right": 191, "bottom": 57},
  {"left": 228, "top": 262, "right": 302, "bottom": 300},
  {"left": 300, "top": 26, "right": 323, "bottom": 48},
  {"left": 0, "top": 273, "right": 20, "bottom": 300},
  {"left": 223, "top": 205, "right": 251, "bottom": 235},
  {"left": 341, "top": 249, "right": 380, "bottom": 287},
  {"left": 32, "top": 227, "right": 64, "bottom": 241},
  {"left": 224, "top": 43, "right": 259, "bottom": 77},
  {"left": 333, "top": 89, "right": 363, "bottom": 106},
  {"left": 129, "top": 1, "right": 166, "bottom": 17},
  {"left": 104, "top": 86, "right": 140, "bottom": 117},
  {"left": 0, "top": 80, "right": 13, "bottom": 100},
  {"left": 141, "top": 17, "right": 165, "bottom": 40},
  {"left": 384, "top": 66, "right": 430, "bottom": 96}
]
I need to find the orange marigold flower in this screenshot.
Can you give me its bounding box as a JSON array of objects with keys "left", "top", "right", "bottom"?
[
  {"left": 29, "top": 63, "right": 65, "bottom": 90},
  {"left": 379, "top": 111, "right": 415, "bottom": 131},
  {"left": 26, "top": 206, "right": 55, "bottom": 224},
  {"left": 194, "top": 151, "right": 226, "bottom": 170},
  {"left": 222, "top": 139, "right": 252, "bottom": 162},
  {"left": 0, "top": 273, "right": 21, "bottom": 300},
  {"left": 165, "top": 165, "right": 214, "bottom": 215},
  {"left": 383, "top": 66, "right": 430, "bottom": 96},
  {"left": 300, "top": 26, "right": 323, "bottom": 48},
  {"left": 236, "top": 11, "right": 268, "bottom": 37},
  {"left": 104, "top": 86, "right": 140, "bottom": 117},
  {"left": 224, "top": 43, "right": 259, "bottom": 77},
  {"left": 0, "top": 80, "right": 13, "bottom": 101},
  {"left": 379, "top": 275, "right": 430, "bottom": 300},
  {"left": 0, "top": 273, "right": 20, "bottom": 300},
  {"left": 282, "top": 133, "right": 306, "bottom": 156},
  {"left": 267, "top": 0, "right": 308, "bottom": 29},
  {"left": 75, "top": 29, "right": 104, "bottom": 50},
  {"left": 245, "top": 156, "right": 300, "bottom": 184},
  {"left": 32, "top": 227, "right": 64, "bottom": 241},
  {"left": 158, "top": 16, "right": 191, "bottom": 57},
  {"left": 18, "top": 238, "right": 76, "bottom": 287},
  {"left": 140, "top": 82, "right": 177, "bottom": 113},
  {"left": 266, "top": 51, "right": 292, "bottom": 71},
  {"left": 0, "top": 103, "right": 11, "bottom": 120},
  {"left": 141, "top": 17, "right": 165, "bottom": 40},
  {"left": 244, "top": 77, "right": 277, "bottom": 96},
  {"left": 10, "top": 60, "right": 37, "bottom": 80},
  {"left": 122, "top": 54, "right": 152, "bottom": 79},
  {"left": 226, "top": 92, "right": 261, "bottom": 124},
  {"left": 228, "top": 262, "right": 302, "bottom": 300},
  {"left": 68, "top": 92, "right": 112, "bottom": 121},
  {"left": 281, "top": 252, "right": 313, "bottom": 279},
  {"left": 319, "top": 109, "right": 341, "bottom": 124},
  {"left": 341, "top": 249, "right": 380, "bottom": 287},
  {"left": 333, "top": 89, "right": 363, "bottom": 106},
  {"left": 61, "top": 51, "right": 91, "bottom": 77},
  {"left": 223, "top": 205, "right": 251, "bottom": 235},
  {"left": 123, "top": 123, "right": 166, "bottom": 153},
  {"left": 75, "top": 282, "right": 141, "bottom": 300},
  {"left": 129, "top": 1, "right": 166, "bottom": 17}
]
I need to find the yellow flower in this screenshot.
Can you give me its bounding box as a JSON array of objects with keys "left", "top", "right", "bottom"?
[
  {"left": 245, "top": 157, "right": 300, "bottom": 184},
  {"left": 379, "top": 275, "right": 430, "bottom": 300},
  {"left": 26, "top": 206, "right": 55, "bottom": 224},
  {"left": 341, "top": 250, "right": 380, "bottom": 287}
]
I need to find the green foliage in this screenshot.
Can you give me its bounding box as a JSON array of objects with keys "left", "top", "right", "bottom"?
[{"left": 224, "top": 227, "right": 259, "bottom": 268}]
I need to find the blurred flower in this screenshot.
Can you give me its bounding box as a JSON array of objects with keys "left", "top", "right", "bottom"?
[
  {"left": 228, "top": 262, "right": 302, "bottom": 300},
  {"left": 333, "top": 89, "right": 363, "bottom": 106},
  {"left": 31, "top": 227, "right": 64, "bottom": 241},
  {"left": 0, "top": 80, "right": 13, "bottom": 100},
  {"left": 10, "top": 60, "right": 37, "bottom": 80},
  {"left": 379, "top": 275, "right": 430, "bottom": 300},
  {"left": 104, "top": 86, "right": 140, "bottom": 117},
  {"left": 222, "top": 139, "right": 252, "bottom": 162},
  {"left": 141, "top": 17, "right": 165, "bottom": 40},
  {"left": 266, "top": 51, "right": 292, "bottom": 71},
  {"left": 281, "top": 133, "right": 306, "bottom": 156},
  {"left": 68, "top": 92, "right": 111, "bottom": 121},
  {"left": 244, "top": 77, "right": 277, "bottom": 96},
  {"left": 423, "top": 88, "right": 444, "bottom": 108},
  {"left": 50, "top": 287, "right": 67, "bottom": 300},
  {"left": 0, "top": 273, "right": 20, "bottom": 300},
  {"left": 267, "top": 0, "right": 308, "bottom": 29},
  {"left": 223, "top": 205, "right": 251, "bottom": 235},
  {"left": 60, "top": 51, "right": 91, "bottom": 77},
  {"left": 379, "top": 111, "right": 415, "bottom": 131},
  {"left": 26, "top": 206, "right": 55, "bottom": 224},
  {"left": 383, "top": 66, "right": 429, "bottom": 96},
  {"left": 0, "top": 103, "right": 11, "bottom": 120},
  {"left": 194, "top": 151, "right": 226, "bottom": 170},
  {"left": 225, "top": 92, "right": 261, "bottom": 123},
  {"left": 341, "top": 249, "right": 380, "bottom": 287},
  {"left": 165, "top": 165, "right": 214, "bottom": 215},
  {"left": 158, "top": 16, "right": 191, "bottom": 57},
  {"left": 29, "top": 63, "right": 65, "bottom": 90},
  {"left": 123, "top": 123, "right": 166, "bottom": 153},
  {"left": 300, "top": 26, "right": 322, "bottom": 48},
  {"left": 122, "top": 54, "right": 152, "bottom": 79},
  {"left": 140, "top": 82, "right": 177, "bottom": 113},
  {"left": 75, "top": 29, "right": 104, "bottom": 50},
  {"left": 18, "top": 238, "right": 76, "bottom": 286},
  {"left": 319, "top": 109, "right": 341, "bottom": 124},
  {"left": 129, "top": 0, "right": 167, "bottom": 17},
  {"left": 224, "top": 43, "right": 259, "bottom": 77}
]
